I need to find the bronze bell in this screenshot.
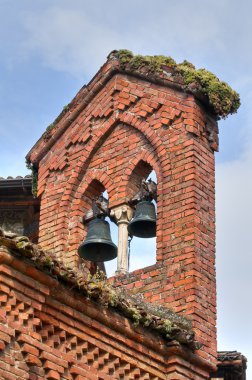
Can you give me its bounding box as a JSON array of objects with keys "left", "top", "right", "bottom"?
[
  {"left": 128, "top": 200, "right": 156, "bottom": 238},
  {"left": 78, "top": 218, "right": 117, "bottom": 262}
]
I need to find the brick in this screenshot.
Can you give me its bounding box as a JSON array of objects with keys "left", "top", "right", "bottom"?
[
  {"left": 43, "top": 360, "right": 64, "bottom": 374},
  {"left": 21, "top": 343, "right": 40, "bottom": 357},
  {"left": 46, "top": 370, "right": 60, "bottom": 380},
  {"left": 39, "top": 352, "right": 68, "bottom": 368},
  {"left": 0, "top": 324, "right": 15, "bottom": 337},
  {"left": 0, "top": 331, "right": 11, "bottom": 344},
  {"left": 26, "top": 354, "right": 42, "bottom": 367}
]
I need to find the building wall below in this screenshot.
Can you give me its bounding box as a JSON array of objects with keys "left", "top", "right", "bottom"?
[{"left": 0, "top": 247, "right": 214, "bottom": 380}]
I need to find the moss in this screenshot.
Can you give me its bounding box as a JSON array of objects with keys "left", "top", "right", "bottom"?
[
  {"left": 62, "top": 104, "right": 70, "bottom": 112},
  {"left": 127, "top": 307, "right": 142, "bottom": 326},
  {"left": 177, "top": 64, "right": 240, "bottom": 117},
  {"left": 115, "top": 50, "right": 176, "bottom": 73},
  {"left": 130, "top": 54, "right": 176, "bottom": 73},
  {"left": 162, "top": 319, "right": 173, "bottom": 333},
  {"left": 115, "top": 49, "right": 134, "bottom": 68},
  {"left": 42, "top": 256, "right": 54, "bottom": 268},
  {"left": 40, "top": 103, "right": 71, "bottom": 141},
  {"left": 25, "top": 159, "right": 38, "bottom": 197},
  {"left": 143, "top": 315, "right": 152, "bottom": 327},
  {"left": 114, "top": 50, "right": 240, "bottom": 118},
  {"left": 16, "top": 241, "right": 31, "bottom": 250},
  {"left": 42, "top": 123, "right": 55, "bottom": 141}
]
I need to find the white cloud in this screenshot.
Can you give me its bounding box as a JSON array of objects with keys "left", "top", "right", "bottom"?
[
  {"left": 216, "top": 92, "right": 252, "bottom": 372},
  {"left": 20, "top": 5, "right": 125, "bottom": 78},
  {"left": 18, "top": 0, "right": 252, "bottom": 79}
]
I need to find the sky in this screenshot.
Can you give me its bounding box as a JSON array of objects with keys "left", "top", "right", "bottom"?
[{"left": 0, "top": 0, "right": 251, "bottom": 375}]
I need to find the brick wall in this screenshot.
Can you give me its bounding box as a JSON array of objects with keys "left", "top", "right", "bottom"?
[
  {"left": 0, "top": 248, "right": 214, "bottom": 380},
  {"left": 27, "top": 59, "right": 219, "bottom": 364}
]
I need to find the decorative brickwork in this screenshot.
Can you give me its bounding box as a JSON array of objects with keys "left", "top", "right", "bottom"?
[
  {"left": 0, "top": 229, "right": 196, "bottom": 348},
  {"left": 0, "top": 247, "right": 214, "bottom": 379}
]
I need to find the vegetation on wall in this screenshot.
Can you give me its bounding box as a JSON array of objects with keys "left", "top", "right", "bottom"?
[
  {"left": 114, "top": 49, "right": 240, "bottom": 119},
  {"left": 42, "top": 104, "right": 71, "bottom": 141},
  {"left": 25, "top": 159, "right": 38, "bottom": 197}
]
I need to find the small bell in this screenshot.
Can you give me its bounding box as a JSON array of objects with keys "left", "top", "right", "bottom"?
[
  {"left": 78, "top": 218, "right": 117, "bottom": 262},
  {"left": 128, "top": 200, "right": 156, "bottom": 238}
]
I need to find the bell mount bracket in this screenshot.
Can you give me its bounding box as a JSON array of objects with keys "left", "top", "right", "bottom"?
[
  {"left": 83, "top": 194, "right": 110, "bottom": 224},
  {"left": 128, "top": 178, "right": 157, "bottom": 206}
]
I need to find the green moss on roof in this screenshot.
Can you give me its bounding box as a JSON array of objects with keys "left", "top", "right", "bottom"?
[
  {"left": 114, "top": 49, "right": 240, "bottom": 119},
  {"left": 34, "top": 50, "right": 239, "bottom": 146},
  {"left": 116, "top": 49, "right": 177, "bottom": 72}
]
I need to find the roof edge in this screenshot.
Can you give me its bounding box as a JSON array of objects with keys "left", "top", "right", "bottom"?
[
  {"left": 26, "top": 58, "right": 120, "bottom": 165},
  {"left": 0, "top": 177, "right": 32, "bottom": 189},
  {"left": 26, "top": 51, "right": 223, "bottom": 166}
]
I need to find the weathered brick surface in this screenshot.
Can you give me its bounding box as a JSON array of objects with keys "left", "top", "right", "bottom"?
[
  {"left": 0, "top": 250, "right": 214, "bottom": 379},
  {"left": 27, "top": 59, "right": 218, "bottom": 366}
]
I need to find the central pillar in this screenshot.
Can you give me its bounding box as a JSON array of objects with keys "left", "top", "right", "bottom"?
[{"left": 110, "top": 205, "right": 133, "bottom": 275}]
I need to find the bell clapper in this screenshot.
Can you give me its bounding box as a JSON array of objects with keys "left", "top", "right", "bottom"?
[{"left": 127, "top": 235, "right": 133, "bottom": 272}]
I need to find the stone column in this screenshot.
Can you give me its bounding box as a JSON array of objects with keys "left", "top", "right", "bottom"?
[{"left": 110, "top": 205, "right": 133, "bottom": 275}]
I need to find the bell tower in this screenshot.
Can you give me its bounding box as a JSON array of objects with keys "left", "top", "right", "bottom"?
[{"left": 26, "top": 50, "right": 240, "bottom": 367}]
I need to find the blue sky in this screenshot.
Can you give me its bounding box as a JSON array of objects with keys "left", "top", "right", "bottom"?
[{"left": 0, "top": 0, "right": 251, "bottom": 375}]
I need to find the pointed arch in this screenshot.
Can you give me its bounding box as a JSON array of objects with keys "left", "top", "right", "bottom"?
[
  {"left": 73, "top": 170, "right": 115, "bottom": 203},
  {"left": 59, "top": 115, "right": 169, "bottom": 254},
  {"left": 124, "top": 151, "right": 162, "bottom": 200},
  {"left": 66, "top": 175, "right": 114, "bottom": 255},
  {"left": 62, "top": 115, "right": 166, "bottom": 207}
]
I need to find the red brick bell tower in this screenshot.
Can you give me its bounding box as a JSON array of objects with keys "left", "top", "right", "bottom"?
[{"left": 25, "top": 50, "right": 240, "bottom": 375}]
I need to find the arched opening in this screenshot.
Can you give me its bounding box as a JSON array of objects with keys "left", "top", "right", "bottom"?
[
  {"left": 77, "top": 164, "right": 158, "bottom": 277},
  {"left": 82, "top": 179, "right": 106, "bottom": 212},
  {"left": 127, "top": 160, "right": 153, "bottom": 200},
  {"left": 105, "top": 161, "right": 158, "bottom": 277},
  {"left": 128, "top": 169, "right": 157, "bottom": 273},
  {"left": 79, "top": 181, "right": 118, "bottom": 273}
]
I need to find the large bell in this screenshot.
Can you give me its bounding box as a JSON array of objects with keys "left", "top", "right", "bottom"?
[
  {"left": 78, "top": 218, "right": 117, "bottom": 262},
  {"left": 128, "top": 200, "right": 156, "bottom": 238}
]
